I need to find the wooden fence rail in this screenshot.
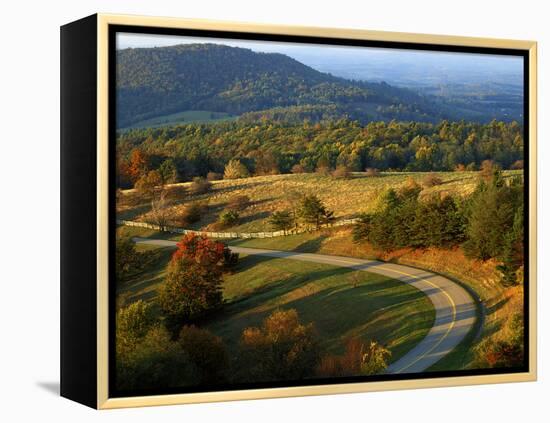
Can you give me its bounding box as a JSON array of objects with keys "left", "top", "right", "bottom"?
[{"left": 116, "top": 218, "right": 360, "bottom": 239}]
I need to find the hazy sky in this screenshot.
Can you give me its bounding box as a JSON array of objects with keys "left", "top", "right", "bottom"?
[{"left": 116, "top": 33, "right": 524, "bottom": 86}]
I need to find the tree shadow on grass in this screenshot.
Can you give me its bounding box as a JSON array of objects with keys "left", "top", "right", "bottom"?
[{"left": 294, "top": 234, "right": 328, "bottom": 253}]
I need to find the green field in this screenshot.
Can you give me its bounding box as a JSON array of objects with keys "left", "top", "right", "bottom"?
[
  {"left": 120, "top": 109, "right": 237, "bottom": 130},
  {"left": 119, "top": 243, "right": 435, "bottom": 364},
  {"left": 118, "top": 170, "right": 522, "bottom": 233}
]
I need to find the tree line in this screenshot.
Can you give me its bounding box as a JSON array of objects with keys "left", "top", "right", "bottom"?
[
  {"left": 116, "top": 119, "right": 523, "bottom": 188},
  {"left": 352, "top": 165, "right": 525, "bottom": 287}
]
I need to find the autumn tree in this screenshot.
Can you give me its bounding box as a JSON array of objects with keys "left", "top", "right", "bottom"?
[
  {"left": 178, "top": 325, "right": 229, "bottom": 383},
  {"left": 159, "top": 234, "right": 236, "bottom": 333},
  {"left": 127, "top": 148, "right": 150, "bottom": 183},
  {"left": 224, "top": 159, "right": 250, "bottom": 179},
  {"left": 237, "top": 309, "right": 320, "bottom": 382},
  {"left": 135, "top": 170, "right": 162, "bottom": 197}
]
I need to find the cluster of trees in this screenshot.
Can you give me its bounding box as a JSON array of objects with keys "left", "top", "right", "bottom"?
[
  {"left": 117, "top": 301, "right": 390, "bottom": 391},
  {"left": 116, "top": 231, "right": 392, "bottom": 390},
  {"left": 353, "top": 165, "right": 524, "bottom": 286},
  {"left": 269, "top": 193, "right": 334, "bottom": 233},
  {"left": 117, "top": 119, "right": 523, "bottom": 188}
]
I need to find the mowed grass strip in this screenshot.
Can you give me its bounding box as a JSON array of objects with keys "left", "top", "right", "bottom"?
[{"left": 119, "top": 244, "right": 435, "bottom": 365}]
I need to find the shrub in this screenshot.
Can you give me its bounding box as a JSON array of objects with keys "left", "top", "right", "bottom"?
[
  {"left": 116, "top": 325, "right": 197, "bottom": 391},
  {"left": 178, "top": 325, "right": 229, "bottom": 383},
  {"left": 291, "top": 164, "right": 306, "bottom": 174},
  {"left": 455, "top": 163, "right": 466, "bottom": 172},
  {"left": 511, "top": 160, "right": 524, "bottom": 170},
  {"left": 237, "top": 309, "right": 320, "bottom": 382},
  {"left": 177, "top": 201, "right": 207, "bottom": 226},
  {"left": 226, "top": 195, "right": 250, "bottom": 212},
  {"left": 316, "top": 338, "right": 391, "bottom": 377},
  {"left": 116, "top": 300, "right": 155, "bottom": 356},
  {"left": 474, "top": 313, "right": 524, "bottom": 368},
  {"left": 206, "top": 171, "right": 222, "bottom": 181},
  {"left": 189, "top": 176, "right": 211, "bottom": 195},
  {"left": 423, "top": 173, "right": 443, "bottom": 188},
  {"left": 115, "top": 235, "right": 141, "bottom": 280},
  {"left": 480, "top": 159, "right": 498, "bottom": 181},
  {"left": 365, "top": 167, "right": 379, "bottom": 177},
  {"left": 332, "top": 165, "right": 351, "bottom": 179},
  {"left": 315, "top": 165, "right": 331, "bottom": 176},
  {"left": 224, "top": 159, "right": 250, "bottom": 179},
  {"left": 219, "top": 210, "right": 239, "bottom": 228}
]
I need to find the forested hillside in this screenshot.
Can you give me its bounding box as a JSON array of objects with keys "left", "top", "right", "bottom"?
[{"left": 116, "top": 44, "right": 494, "bottom": 128}]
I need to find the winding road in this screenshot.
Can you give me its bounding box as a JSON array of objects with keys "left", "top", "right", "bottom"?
[{"left": 133, "top": 237, "right": 477, "bottom": 374}]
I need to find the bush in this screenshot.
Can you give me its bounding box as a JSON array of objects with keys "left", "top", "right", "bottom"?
[
  {"left": 237, "top": 309, "right": 320, "bottom": 382},
  {"left": 189, "top": 176, "right": 211, "bottom": 195},
  {"left": 179, "top": 326, "right": 229, "bottom": 383},
  {"left": 226, "top": 195, "right": 250, "bottom": 211},
  {"left": 219, "top": 210, "right": 239, "bottom": 228},
  {"left": 115, "top": 235, "right": 141, "bottom": 280},
  {"left": 224, "top": 159, "right": 250, "bottom": 179},
  {"left": 455, "top": 163, "right": 466, "bottom": 172},
  {"left": 423, "top": 173, "right": 443, "bottom": 188},
  {"left": 474, "top": 313, "right": 524, "bottom": 368},
  {"left": 365, "top": 167, "right": 379, "bottom": 177},
  {"left": 332, "top": 165, "right": 351, "bottom": 179},
  {"left": 116, "top": 300, "right": 155, "bottom": 356},
  {"left": 316, "top": 165, "right": 331, "bottom": 176},
  {"left": 511, "top": 160, "right": 524, "bottom": 170},
  {"left": 206, "top": 171, "right": 222, "bottom": 181},
  {"left": 316, "top": 338, "right": 391, "bottom": 377},
  {"left": 291, "top": 164, "right": 306, "bottom": 174},
  {"left": 116, "top": 325, "right": 197, "bottom": 391},
  {"left": 177, "top": 201, "right": 207, "bottom": 226}
]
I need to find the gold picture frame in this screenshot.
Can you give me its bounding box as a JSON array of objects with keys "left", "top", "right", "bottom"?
[{"left": 61, "top": 13, "right": 537, "bottom": 409}]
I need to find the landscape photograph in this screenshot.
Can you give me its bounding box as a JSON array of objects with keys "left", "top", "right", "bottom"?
[{"left": 113, "top": 31, "right": 527, "bottom": 394}]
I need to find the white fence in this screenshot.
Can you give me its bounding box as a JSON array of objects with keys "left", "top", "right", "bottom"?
[{"left": 116, "top": 218, "right": 360, "bottom": 239}]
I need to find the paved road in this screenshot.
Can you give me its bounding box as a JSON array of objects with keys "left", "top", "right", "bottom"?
[{"left": 134, "top": 238, "right": 477, "bottom": 374}]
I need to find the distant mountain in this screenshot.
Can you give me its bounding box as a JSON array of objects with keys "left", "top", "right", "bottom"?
[{"left": 116, "top": 44, "right": 519, "bottom": 128}]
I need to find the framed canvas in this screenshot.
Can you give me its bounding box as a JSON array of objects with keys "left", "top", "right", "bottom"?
[{"left": 60, "top": 13, "right": 537, "bottom": 409}]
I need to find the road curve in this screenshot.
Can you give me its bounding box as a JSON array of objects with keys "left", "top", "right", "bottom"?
[{"left": 133, "top": 237, "right": 477, "bottom": 374}]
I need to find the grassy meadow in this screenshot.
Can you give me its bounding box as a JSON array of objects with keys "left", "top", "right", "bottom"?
[
  {"left": 121, "top": 109, "right": 236, "bottom": 130},
  {"left": 118, "top": 242, "right": 435, "bottom": 364},
  {"left": 117, "top": 170, "right": 521, "bottom": 233}
]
